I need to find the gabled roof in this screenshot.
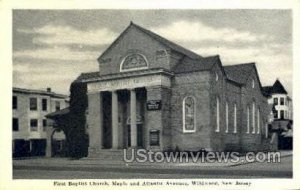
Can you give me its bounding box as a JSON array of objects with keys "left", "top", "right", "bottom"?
[
  {"left": 223, "top": 63, "right": 255, "bottom": 85},
  {"left": 272, "top": 79, "right": 288, "bottom": 94},
  {"left": 263, "top": 79, "right": 288, "bottom": 96},
  {"left": 173, "top": 55, "right": 219, "bottom": 74},
  {"left": 98, "top": 22, "right": 202, "bottom": 61}
]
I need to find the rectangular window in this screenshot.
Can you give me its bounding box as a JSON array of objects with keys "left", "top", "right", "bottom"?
[
  {"left": 13, "top": 118, "right": 19, "bottom": 131},
  {"left": 30, "top": 119, "right": 38, "bottom": 131},
  {"left": 280, "top": 98, "right": 284, "bottom": 105},
  {"left": 274, "top": 98, "right": 278, "bottom": 105},
  {"left": 29, "top": 98, "right": 37, "bottom": 111},
  {"left": 13, "top": 96, "right": 17, "bottom": 109},
  {"left": 150, "top": 130, "right": 160, "bottom": 146},
  {"left": 280, "top": 110, "right": 284, "bottom": 119},
  {"left": 42, "top": 98, "right": 47, "bottom": 111},
  {"left": 43, "top": 119, "right": 47, "bottom": 131},
  {"left": 55, "top": 101, "right": 60, "bottom": 111}
]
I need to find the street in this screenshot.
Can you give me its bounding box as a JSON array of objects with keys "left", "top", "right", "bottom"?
[{"left": 13, "top": 155, "right": 292, "bottom": 179}]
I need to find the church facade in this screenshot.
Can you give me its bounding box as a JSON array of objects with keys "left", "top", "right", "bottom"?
[{"left": 77, "top": 22, "right": 272, "bottom": 157}]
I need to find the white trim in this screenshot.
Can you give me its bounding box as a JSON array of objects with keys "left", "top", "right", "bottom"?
[
  {"left": 225, "top": 102, "right": 228, "bottom": 133},
  {"left": 233, "top": 103, "right": 237, "bottom": 133},
  {"left": 215, "top": 97, "right": 220, "bottom": 132},
  {"left": 265, "top": 124, "right": 268, "bottom": 139},
  {"left": 252, "top": 101, "right": 256, "bottom": 134},
  {"left": 246, "top": 106, "right": 250, "bottom": 133},
  {"left": 182, "top": 96, "right": 196, "bottom": 133},
  {"left": 120, "top": 53, "right": 149, "bottom": 72}
]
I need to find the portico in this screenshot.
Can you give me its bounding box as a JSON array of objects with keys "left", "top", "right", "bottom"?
[{"left": 85, "top": 70, "right": 172, "bottom": 157}]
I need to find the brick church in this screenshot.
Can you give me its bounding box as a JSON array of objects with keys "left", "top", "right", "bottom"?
[{"left": 76, "top": 22, "right": 272, "bottom": 157}]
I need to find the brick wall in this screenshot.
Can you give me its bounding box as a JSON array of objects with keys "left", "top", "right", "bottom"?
[{"left": 170, "top": 71, "right": 212, "bottom": 151}]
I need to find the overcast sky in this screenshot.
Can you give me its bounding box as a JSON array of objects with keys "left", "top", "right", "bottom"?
[{"left": 13, "top": 10, "right": 292, "bottom": 96}]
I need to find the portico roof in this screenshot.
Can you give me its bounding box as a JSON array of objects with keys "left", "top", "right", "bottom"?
[{"left": 77, "top": 68, "right": 174, "bottom": 83}]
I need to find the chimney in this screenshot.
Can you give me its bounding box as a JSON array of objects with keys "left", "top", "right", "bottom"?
[{"left": 46, "top": 87, "right": 51, "bottom": 92}]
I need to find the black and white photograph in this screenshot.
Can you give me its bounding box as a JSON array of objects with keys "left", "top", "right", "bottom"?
[{"left": 1, "top": 0, "right": 300, "bottom": 189}]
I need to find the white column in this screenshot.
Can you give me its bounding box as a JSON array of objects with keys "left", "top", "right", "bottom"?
[
  {"left": 112, "top": 90, "right": 119, "bottom": 149},
  {"left": 130, "top": 89, "right": 137, "bottom": 147}
]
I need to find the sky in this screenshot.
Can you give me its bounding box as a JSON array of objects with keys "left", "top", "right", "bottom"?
[{"left": 13, "top": 9, "right": 292, "bottom": 96}]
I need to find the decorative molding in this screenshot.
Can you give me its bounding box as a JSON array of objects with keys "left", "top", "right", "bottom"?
[
  {"left": 87, "top": 74, "right": 171, "bottom": 93},
  {"left": 120, "top": 53, "right": 148, "bottom": 72}
]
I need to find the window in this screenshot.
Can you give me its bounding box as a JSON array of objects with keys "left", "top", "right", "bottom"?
[
  {"left": 43, "top": 119, "right": 47, "bottom": 131},
  {"left": 216, "top": 97, "right": 220, "bottom": 132},
  {"left": 30, "top": 98, "right": 37, "bottom": 110},
  {"left": 252, "top": 79, "right": 255, "bottom": 88},
  {"left": 252, "top": 102, "right": 256, "bottom": 134},
  {"left": 274, "top": 98, "right": 278, "bottom": 105},
  {"left": 257, "top": 109, "right": 260, "bottom": 134},
  {"left": 225, "top": 102, "right": 228, "bottom": 133},
  {"left": 13, "top": 96, "right": 17, "bottom": 109},
  {"left": 280, "top": 110, "right": 284, "bottom": 119},
  {"left": 55, "top": 101, "right": 60, "bottom": 111},
  {"left": 13, "top": 118, "right": 19, "bottom": 131},
  {"left": 280, "top": 98, "right": 284, "bottom": 105},
  {"left": 42, "top": 98, "right": 47, "bottom": 111},
  {"left": 150, "top": 130, "right": 160, "bottom": 146},
  {"left": 246, "top": 106, "right": 250, "bottom": 133},
  {"left": 30, "top": 119, "right": 38, "bottom": 131},
  {"left": 183, "top": 96, "right": 196, "bottom": 133},
  {"left": 233, "top": 104, "right": 237, "bottom": 133},
  {"left": 120, "top": 53, "right": 148, "bottom": 72}
]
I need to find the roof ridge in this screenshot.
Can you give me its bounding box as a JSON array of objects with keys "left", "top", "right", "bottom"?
[
  {"left": 223, "top": 62, "right": 255, "bottom": 67},
  {"left": 131, "top": 22, "right": 202, "bottom": 59}
]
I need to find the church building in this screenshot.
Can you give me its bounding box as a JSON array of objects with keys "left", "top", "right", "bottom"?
[{"left": 76, "top": 22, "right": 273, "bottom": 157}]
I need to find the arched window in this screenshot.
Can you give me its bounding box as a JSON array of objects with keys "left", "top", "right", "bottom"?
[
  {"left": 246, "top": 106, "right": 250, "bottom": 133},
  {"left": 257, "top": 108, "right": 260, "bottom": 134},
  {"left": 183, "top": 96, "right": 196, "bottom": 133},
  {"left": 233, "top": 103, "right": 237, "bottom": 133},
  {"left": 225, "top": 102, "right": 229, "bottom": 133},
  {"left": 252, "top": 101, "right": 256, "bottom": 134},
  {"left": 216, "top": 97, "right": 220, "bottom": 132},
  {"left": 120, "top": 53, "right": 148, "bottom": 72}
]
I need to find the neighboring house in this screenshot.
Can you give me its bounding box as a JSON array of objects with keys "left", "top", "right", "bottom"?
[
  {"left": 262, "top": 79, "right": 293, "bottom": 149},
  {"left": 72, "top": 22, "right": 276, "bottom": 158},
  {"left": 12, "top": 87, "right": 69, "bottom": 157},
  {"left": 262, "top": 79, "right": 293, "bottom": 121}
]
